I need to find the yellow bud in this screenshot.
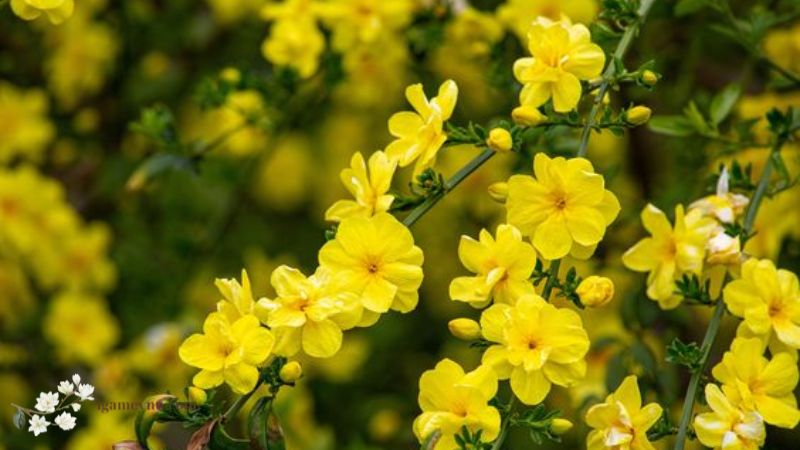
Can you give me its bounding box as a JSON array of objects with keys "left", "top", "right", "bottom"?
[
  {"left": 220, "top": 67, "right": 241, "bottom": 84},
  {"left": 279, "top": 361, "right": 303, "bottom": 383},
  {"left": 187, "top": 386, "right": 207, "bottom": 405},
  {"left": 550, "top": 418, "right": 573, "bottom": 435},
  {"left": 486, "top": 128, "right": 513, "bottom": 152},
  {"left": 641, "top": 70, "right": 658, "bottom": 86},
  {"left": 512, "top": 105, "right": 547, "bottom": 126},
  {"left": 590, "top": 88, "right": 610, "bottom": 105},
  {"left": 488, "top": 181, "right": 509, "bottom": 203},
  {"left": 448, "top": 318, "right": 482, "bottom": 341},
  {"left": 576, "top": 276, "right": 615, "bottom": 307},
  {"left": 626, "top": 106, "right": 652, "bottom": 125}
]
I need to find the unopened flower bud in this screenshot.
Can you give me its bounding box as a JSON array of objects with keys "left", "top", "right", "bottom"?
[
  {"left": 220, "top": 67, "right": 241, "bottom": 84},
  {"left": 486, "top": 128, "right": 513, "bottom": 153},
  {"left": 641, "top": 70, "right": 658, "bottom": 86},
  {"left": 187, "top": 386, "right": 207, "bottom": 405},
  {"left": 448, "top": 318, "right": 482, "bottom": 340},
  {"left": 488, "top": 181, "right": 508, "bottom": 203},
  {"left": 576, "top": 276, "right": 615, "bottom": 307},
  {"left": 512, "top": 105, "right": 547, "bottom": 126},
  {"left": 550, "top": 418, "right": 574, "bottom": 435},
  {"left": 279, "top": 361, "right": 303, "bottom": 383},
  {"left": 626, "top": 106, "right": 652, "bottom": 125}
]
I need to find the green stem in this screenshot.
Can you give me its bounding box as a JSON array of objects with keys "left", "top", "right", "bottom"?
[
  {"left": 672, "top": 136, "right": 786, "bottom": 450},
  {"left": 490, "top": 398, "right": 516, "bottom": 450},
  {"left": 577, "top": 0, "right": 657, "bottom": 157},
  {"left": 402, "top": 148, "right": 495, "bottom": 227},
  {"left": 541, "top": 260, "right": 562, "bottom": 300},
  {"left": 223, "top": 379, "right": 263, "bottom": 422}
]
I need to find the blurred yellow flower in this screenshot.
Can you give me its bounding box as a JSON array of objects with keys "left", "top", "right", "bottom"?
[
  {"left": 623, "top": 204, "right": 716, "bottom": 309},
  {"left": 694, "top": 384, "right": 766, "bottom": 450},
  {"left": 585, "top": 375, "right": 663, "bottom": 450},
  {"left": 513, "top": 17, "right": 605, "bottom": 112},
  {"left": 44, "top": 292, "right": 119, "bottom": 365},
  {"left": 258, "top": 266, "right": 362, "bottom": 358},
  {"left": 449, "top": 224, "right": 537, "bottom": 307},
  {"left": 724, "top": 258, "right": 800, "bottom": 354},
  {"left": 506, "top": 153, "right": 620, "bottom": 260},
  {"left": 10, "top": 0, "right": 74, "bottom": 24},
  {"left": 480, "top": 295, "right": 589, "bottom": 404},
  {"left": 318, "top": 0, "right": 415, "bottom": 51},
  {"left": 262, "top": 19, "right": 325, "bottom": 78},
  {"left": 443, "top": 7, "right": 503, "bottom": 59},
  {"left": 0, "top": 82, "right": 55, "bottom": 163},
  {"left": 385, "top": 80, "right": 458, "bottom": 175},
  {"left": 179, "top": 313, "right": 274, "bottom": 394},
  {"left": 325, "top": 151, "right": 397, "bottom": 222},
  {"left": 712, "top": 337, "right": 800, "bottom": 428},
  {"left": 318, "top": 213, "right": 424, "bottom": 315},
  {"left": 413, "top": 359, "right": 500, "bottom": 449}
]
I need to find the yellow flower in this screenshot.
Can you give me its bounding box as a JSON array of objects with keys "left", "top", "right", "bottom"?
[
  {"left": 694, "top": 384, "right": 766, "bottom": 450},
  {"left": 723, "top": 259, "right": 800, "bottom": 353},
  {"left": 0, "top": 82, "right": 55, "bottom": 163},
  {"left": 576, "top": 275, "right": 615, "bottom": 307},
  {"left": 622, "top": 204, "right": 717, "bottom": 309},
  {"left": 449, "top": 224, "right": 537, "bottom": 307},
  {"left": 506, "top": 153, "right": 620, "bottom": 260},
  {"left": 43, "top": 292, "right": 119, "bottom": 366},
  {"left": 413, "top": 359, "right": 500, "bottom": 450},
  {"left": 10, "top": 0, "right": 74, "bottom": 24},
  {"left": 513, "top": 17, "right": 605, "bottom": 112},
  {"left": 179, "top": 312, "right": 275, "bottom": 394},
  {"left": 258, "top": 265, "right": 362, "bottom": 358},
  {"left": 318, "top": 212, "right": 424, "bottom": 316},
  {"left": 385, "top": 80, "right": 458, "bottom": 176},
  {"left": 261, "top": 19, "right": 325, "bottom": 78},
  {"left": 325, "top": 151, "right": 397, "bottom": 222},
  {"left": 317, "top": 0, "right": 415, "bottom": 51},
  {"left": 711, "top": 337, "right": 800, "bottom": 428},
  {"left": 215, "top": 269, "right": 269, "bottom": 322},
  {"left": 585, "top": 375, "right": 663, "bottom": 450},
  {"left": 480, "top": 295, "right": 589, "bottom": 404}
]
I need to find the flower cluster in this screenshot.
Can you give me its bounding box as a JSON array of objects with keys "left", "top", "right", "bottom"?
[{"left": 14, "top": 374, "right": 95, "bottom": 436}]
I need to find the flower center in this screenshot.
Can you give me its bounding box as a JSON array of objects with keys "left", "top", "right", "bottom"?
[{"left": 555, "top": 196, "right": 567, "bottom": 210}]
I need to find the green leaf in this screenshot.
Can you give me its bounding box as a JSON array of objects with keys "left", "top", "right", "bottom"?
[
  {"left": 210, "top": 424, "right": 250, "bottom": 450},
  {"left": 648, "top": 116, "right": 696, "bottom": 136},
  {"left": 126, "top": 153, "right": 194, "bottom": 191},
  {"left": 247, "top": 396, "right": 285, "bottom": 450},
  {"left": 674, "top": 0, "right": 710, "bottom": 16},
  {"left": 709, "top": 84, "right": 741, "bottom": 126}
]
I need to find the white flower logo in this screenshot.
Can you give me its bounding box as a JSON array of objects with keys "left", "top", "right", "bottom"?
[{"left": 11, "top": 373, "right": 96, "bottom": 436}]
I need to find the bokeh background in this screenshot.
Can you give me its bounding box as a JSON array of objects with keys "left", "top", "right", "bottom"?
[{"left": 1, "top": 0, "right": 799, "bottom": 449}]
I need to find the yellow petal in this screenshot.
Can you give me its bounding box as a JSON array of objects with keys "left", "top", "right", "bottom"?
[
  {"left": 542, "top": 360, "right": 585, "bottom": 386},
  {"left": 585, "top": 402, "right": 619, "bottom": 429},
  {"left": 432, "top": 79, "right": 458, "bottom": 120},
  {"left": 480, "top": 304, "right": 512, "bottom": 342},
  {"left": 612, "top": 376, "right": 642, "bottom": 415},
  {"left": 564, "top": 42, "right": 605, "bottom": 79},
  {"left": 192, "top": 369, "right": 224, "bottom": 390},
  {"left": 754, "top": 394, "right": 800, "bottom": 428},
  {"left": 362, "top": 276, "right": 398, "bottom": 313},
  {"left": 459, "top": 364, "right": 498, "bottom": 399},
  {"left": 551, "top": 72, "right": 581, "bottom": 112},
  {"left": 405, "top": 83, "right": 432, "bottom": 119},
  {"left": 179, "top": 334, "right": 225, "bottom": 371},
  {"left": 564, "top": 206, "right": 606, "bottom": 246},
  {"left": 224, "top": 363, "right": 259, "bottom": 394},
  {"left": 388, "top": 111, "right": 424, "bottom": 138},
  {"left": 758, "top": 352, "right": 799, "bottom": 395},
  {"left": 458, "top": 234, "right": 490, "bottom": 274},
  {"left": 302, "top": 319, "right": 343, "bottom": 358},
  {"left": 419, "top": 359, "right": 463, "bottom": 411},
  {"left": 270, "top": 265, "right": 308, "bottom": 297},
  {"left": 519, "top": 81, "right": 551, "bottom": 108},
  {"left": 622, "top": 238, "right": 658, "bottom": 272},
  {"left": 533, "top": 214, "right": 572, "bottom": 260},
  {"left": 510, "top": 366, "right": 551, "bottom": 405}
]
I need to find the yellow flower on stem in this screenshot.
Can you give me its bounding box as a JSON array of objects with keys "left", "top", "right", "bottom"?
[
  {"left": 261, "top": 19, "right": 325, "bottom": 78},
  {"left": 694, "top": 384, "right": 766, "bottom": 450},
  {"left": 449, "top": 224, "right": 537, "bottom": 307},
  {"left": 622, "top": 204, "right": 717, "bottom": 309},
  {"left": 711, "top": 337, "right": 800, "bottom": 428},
  {"left": 216, "top": 269, "right": 266, "bottom": 322},
  {"left": 325, "top": 151, "right": 397, "bottom": 222},
  {"left": 318, "top": 212, "right": 424, "bottom": 317},
  {"left": 412, "top": 359, "right": 500, "bottom": 450},
  {"left": 513, "top": 17, "right": 605, "bottom": 112},
  {"left": 506, "top": 153, "right": 620, "bottom": 260},
  {"left": 10, "top": 0, "right": 74, "bottom": 24},
  {"left": 385, "top": 80, "right": 458, "bottom": 176},
  {"left": 258, "top": 265, "right": 362, "bottom": 358},
  {"left": 480, "top": 295, "right": 589, "bottom": 405},
  {"left": 179, "top": 313, "right": 274, "bottom": 394},
  {"left": 585, "top": 375, "right": 663, "bottom": 450},
  {"left": 723, "top": 258, "right": 800, "bottom": 354}
]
